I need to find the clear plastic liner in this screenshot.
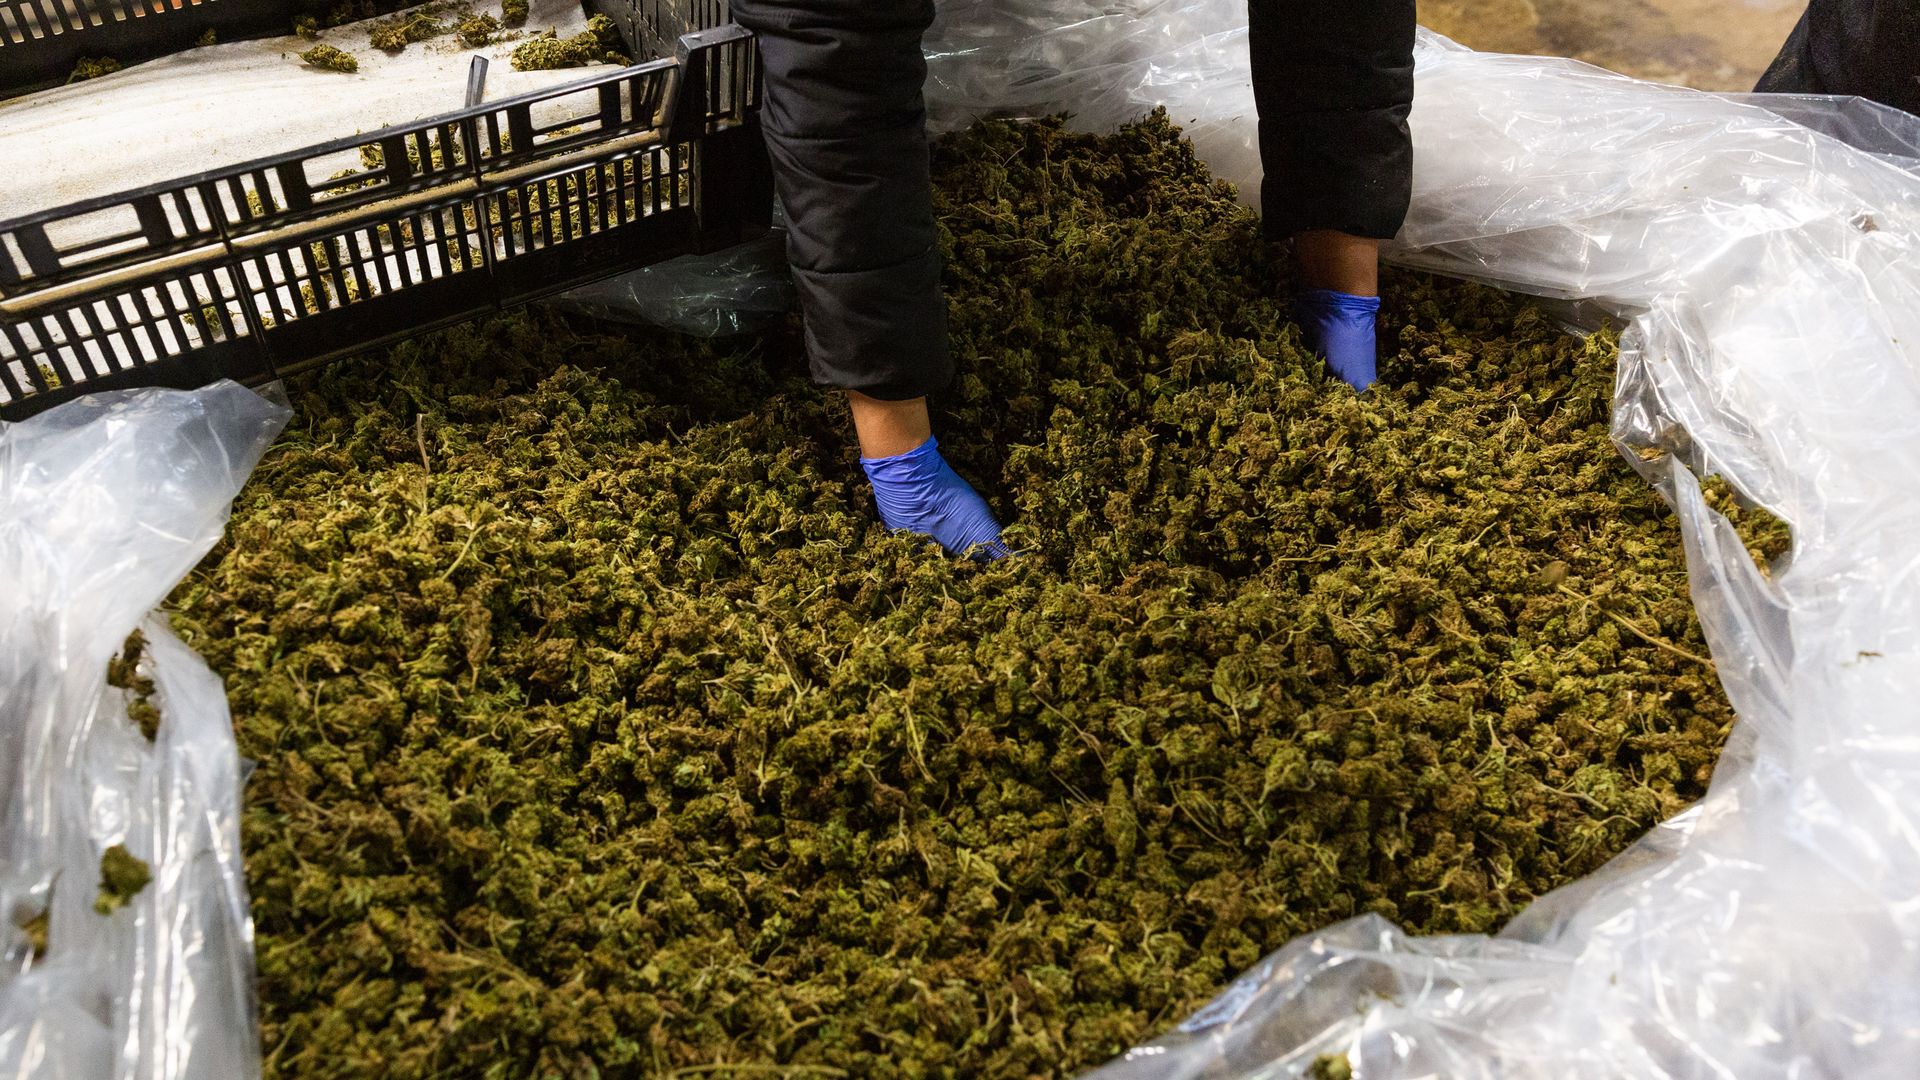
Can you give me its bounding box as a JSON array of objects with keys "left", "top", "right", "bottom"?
[
  {"left": 0, "top": 383, "right": 290, "bottom": 1079},
  {"left": 547, "top": 206, "right": 797, "bottom": 337},
  {"left": 1723, "top": 93, "right": 1920, "bottom": 167},
  {"left": 924, "top": 7, "right": 1920, "bottom": 1078}
]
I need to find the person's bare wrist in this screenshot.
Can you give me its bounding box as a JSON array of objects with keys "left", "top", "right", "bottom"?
[
  {"left": 847, "top": 391, "right": 933, "bottom": 459},
  {"left": 1293, "top": 230, "right": 1381, "bottom": 297}
]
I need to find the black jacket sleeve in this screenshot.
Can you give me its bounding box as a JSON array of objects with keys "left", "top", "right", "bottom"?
[
  {"left": 1248, "top": 0, "right": 1418, "bottom": 241},
  {"left": 729, "top": 0, "right": 953, "bottom": 401},
  {"left": 1755, "top": 0, "right": 1920, "bottom": 117}
]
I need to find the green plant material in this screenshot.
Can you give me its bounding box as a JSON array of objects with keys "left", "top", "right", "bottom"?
[
  {"left": 107, "top": 629, "right": 162, "bottom": 741},
  {"left": 196, "top": 28, "right": 217, "bottom": 47},
  {"left": 172, "top": 113, "right": 1736, "bottom": 1078},
  {"left": 1309, "top": 1053, "right": 1354, "bottom": 1080},
  {"left": 193, "top": 298, "right": 230, "bottom": 342},
  {"left": 94, "top": 845, "right": 151, "bottom": 916},
  {"left": 369, "top": 11, "right": 445, "bottom": 52},
  {"left": 19, "top": 908, "right": 49, "bottom": 962},
  {"left": 1699, "top": 474, "right": 1791, "bottom": 577},
  {"left": 106, "top": 629, "right": 148, "bottom": 693},
  {"left": 66, "top": 57, "right": 121, "bottom": 83},
  {"left": 457, "top": 12, "right": 500, "bottom": 48},
  {"left": 294, "top": 15, "right": 321, "bottom": 40},
  {"left": 509, "top": 15, "right": 626, "bottom": 71},
  {"left": 506, "top": 30, "right": 574, "bottom": 71},
  {"left": 500, "top": 0, "right": 529, "bottom": 28},
  {"left": 584, "top": 12, "right": 626, "bottom": 58},
  {"left": 299, "top": 44, "right": 359, "bottom": 73}
]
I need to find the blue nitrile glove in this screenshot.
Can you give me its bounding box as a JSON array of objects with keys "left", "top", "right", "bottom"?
[
  {"left": 861, "top": 435, "right": 1009, "bottom": 560},
  {"left": 1295, "top": 288, "right": 1381, "bottom": 390}
]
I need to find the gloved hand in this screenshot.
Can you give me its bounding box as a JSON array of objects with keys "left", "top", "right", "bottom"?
[
  {"left": 861, "top": 435, "right": 1009, "bottom": 560},
  {"left": 1295, "top": 288, "right": 1381, "bottom": 390}
]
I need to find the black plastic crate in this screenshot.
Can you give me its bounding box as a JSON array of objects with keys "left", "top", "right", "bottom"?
[
  {"left": 2, "top": 1, "right": 335, "bottom": 97},
  {"left": 586, "top": 0, "right": 727, "bottom": 62},
  {"left": 0, "top": 23, "right": 769, "bottom": 420},
  {"left": 0, "top": 2, "right": 732, "bottom": 99}
]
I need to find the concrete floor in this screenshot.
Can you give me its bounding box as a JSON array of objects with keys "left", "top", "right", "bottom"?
[{"left": 1418, "top": 0, "right": 1806, "bottom": 91}]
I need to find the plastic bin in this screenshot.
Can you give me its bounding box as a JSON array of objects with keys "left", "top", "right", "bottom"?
[
  {"left": 0, "top": 1, "right": 368, "bottom": 97},
  {"left": 0, "top": 1, "right": 729, "bottom": 96},
  {"left": 0, "top": 4, "right": 770, "bottom": 421},
  {"left": 590, "top": 0, "right": 728, "bottom": 62}
]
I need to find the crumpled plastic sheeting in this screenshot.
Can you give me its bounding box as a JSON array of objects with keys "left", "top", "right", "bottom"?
[
  {"left": 924, "top": 0, "right": 1267, "bottom": 186},
  {"left": 926, "top": 6, "right": 1920, "bottom": 1078},
  {"left": 1723, "top": 93, "right": 1920, "bottom": 169},
  {"left": 548, "top": 205, "right": 798, "bottom": 337},
  {"left": 0, "top": 383, "right": 289, "bottom": 1079},
  {"left": 547, "top": 227, "right": 796, "bottom": 336}
]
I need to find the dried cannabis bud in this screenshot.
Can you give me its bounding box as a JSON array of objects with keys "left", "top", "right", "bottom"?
[
  {"left": 509, "top": 15, "right": 626, "bottom": 71},
  {"left": 19, "top": 908, "right": 49, "bottom": 962},
  {"left": 1310, "top": 1053, "right": 1355, "bottom": 1080},
  {"left": 366, "top": 10, "right": 445, "bottom": 53},
  {"left": 172, "top": 113, "right": 1737, "bottom": 1077},
  {"left": 457, "top": 13, "right": 500, "bottom": 48},
  {"left": 501, "top": 0, "right": 529, "bottom": 28},
  {"left": 369, "top": 12, "right": 444, "bottom": 53},
  {"left": 66, "top": 57, "right": 121, "bottom": 83},
  {"left": 1699, "top": 474, "right": 1792, "bottom": 578},
  {"left": 299, "top": 44, "right": 360, "bottom": 73},
  {"left": 107, "top": 629, "right": 162, "bottom": 741},
  {"left": 94, "top": 845, "right": 151, "bottom": 916}
]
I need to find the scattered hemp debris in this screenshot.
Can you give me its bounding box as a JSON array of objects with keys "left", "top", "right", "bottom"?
[
  {"left": 196, "top": 28, "right": 218, "bottom": 47},
  {"left": 107, "top": 630, "right": 162, "bottom": 741},
  {"left": 94, "top": 845, "right": 151, "bottom": 916},
  {"left": 509, "top": 14, "right": 626, "bottom": 71},
  {"left": 299, "top": 44, "right": 360, "bottom": 73},
  {"left": 66, "top": 57, "right": 121, "bottom": 83},
  {"left": 171, "top": 113, "right": 1737, "bottom": 1077}
]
